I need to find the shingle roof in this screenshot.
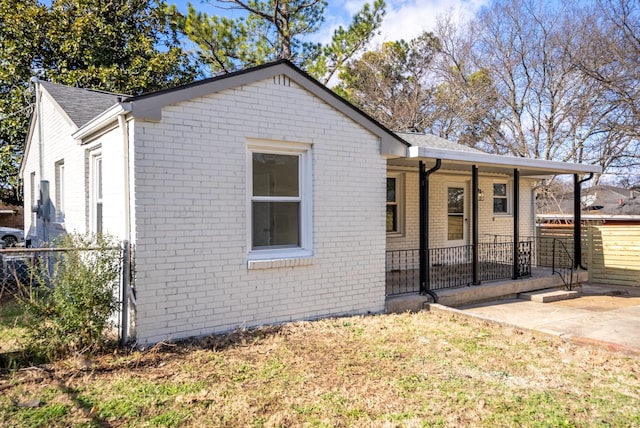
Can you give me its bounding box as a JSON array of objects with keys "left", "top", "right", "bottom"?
[
  {"left": 396, "top": 132, "right": 484, "bottom": 153},
  {"left": 39, "top": 81, "right": 126, "bottom": 128},
  {"left": 540, "top": 185, "right": 640, "bottom": 216}
]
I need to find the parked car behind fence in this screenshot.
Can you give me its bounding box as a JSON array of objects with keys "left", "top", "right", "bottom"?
[{"left": 0, "top": 226, "right": 25, "bottom": 248}]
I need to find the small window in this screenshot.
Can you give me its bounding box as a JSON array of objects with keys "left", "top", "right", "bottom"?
[
  {"left": 248, "top": 142, "right": 312, "bottom": 258},
  {"left": 30, "top": 171, "right": 36, "bottom": 227},
  {"left": 55, "top": 160, "right": 64, "bottom": 221},
  {"left": 493, "top": 182, "right": 509, "bottom": 214},
  {"left": 91, "top": 154, "right": 103, "bottom": 234},
  {"left": 447, "top": 186, "right": 465, "bottom": 241},
  {"left": 386, "top": 175, "right": 404, "bottom": 234}
]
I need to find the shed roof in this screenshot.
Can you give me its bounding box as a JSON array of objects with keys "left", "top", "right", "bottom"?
[
  {"left": 396, "top": 132, "right": 483, "bottom": 154},
  {"left": 389, "top": 137, "right": 601, "bottom": 177}
]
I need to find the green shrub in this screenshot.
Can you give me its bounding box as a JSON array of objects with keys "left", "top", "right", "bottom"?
[{"left": 16, "top": 234, "right": 122, "bottom": 361}]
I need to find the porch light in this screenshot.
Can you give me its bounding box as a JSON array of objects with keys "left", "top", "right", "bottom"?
[{"left": 478, "top": 188, "right": 485, "bottom": 201}]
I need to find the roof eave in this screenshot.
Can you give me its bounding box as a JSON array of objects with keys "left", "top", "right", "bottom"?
[
  {"left": 407, "top": 146, "right": 602, "bottom": 176},
  {"left": 72, "top": 103, "right": 130, "bottom": 142}
]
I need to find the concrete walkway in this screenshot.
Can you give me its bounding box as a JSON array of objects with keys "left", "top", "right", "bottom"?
[{"left": 436, "top": 283, "right": 640, "bottom": 355}]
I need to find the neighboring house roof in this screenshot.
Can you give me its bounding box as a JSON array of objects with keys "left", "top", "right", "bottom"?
[
  {"left": 39, "top": 81, "right": 125, "bottom": 128},
  {"left": 538, "top": 185, "right": 640, "bottom": 220}
]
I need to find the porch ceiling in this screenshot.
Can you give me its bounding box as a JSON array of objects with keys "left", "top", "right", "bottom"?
[{"left": 395, "top": 146, "right": 602, "bottom": 177}]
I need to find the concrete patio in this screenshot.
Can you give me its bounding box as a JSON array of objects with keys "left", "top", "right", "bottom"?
[{"left": 449, "top": 283, "right": 640, "bottom": 355}]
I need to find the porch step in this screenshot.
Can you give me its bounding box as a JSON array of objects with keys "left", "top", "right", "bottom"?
[
  {"left": 386, "top": 293, "right": 434, "bottom": 314},
  {"left": 432, "top": 268, "right": 588, "bottom": 308},
  {"left": 519, "top": 288, "right": 581, "bottom": 303},
  {"left": 384, "top": 268, "right": 588, "bottom": 311}
]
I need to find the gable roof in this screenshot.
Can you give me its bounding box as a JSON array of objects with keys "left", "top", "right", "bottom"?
[
  {"left": 110, "top": 60, "right": 409, "bottom": 157},
  {"left": 39, "top": 81, "right": 125, "bottom": 128}
]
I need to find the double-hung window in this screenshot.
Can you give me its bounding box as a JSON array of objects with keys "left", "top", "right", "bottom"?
[
  {"left": 386, "top": 173, "right": 404, "bottom": 235},
  {"left": 493, "top": 182, "right": 510, "bottom": 215},
  {"left": 91, "top": 154, "right": 103, "bottom": 234},
  {"left": 249, "top": 142, "right": 312, "bottom": 258},
  {"left": 30, "top": 171, "right": 36, "bottom": 227},
  {"left": 55, "top": 160, "right": 64, "bottom": 221}
]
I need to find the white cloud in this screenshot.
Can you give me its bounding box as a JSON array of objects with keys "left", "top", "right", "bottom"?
[
  {"left": 343, "top": 0, "right": 370, "bottom": 15},
  {"left": 378, "top": 0, "right": 489, "bottom": 43},
  {"left": 318, "top": 0, "right": 490, "bottom": 45}
]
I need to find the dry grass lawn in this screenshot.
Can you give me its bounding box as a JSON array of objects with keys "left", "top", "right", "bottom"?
[{"left": 1, "top": 309, "right": 639, "bottom": 427}]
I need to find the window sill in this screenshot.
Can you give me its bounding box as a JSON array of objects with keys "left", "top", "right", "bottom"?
[
  {"left": 247, "top": 256, "right": 314, "bottom": 270},
  {"left": 386, "top": 231, "right": 405, "bottom": 238}
]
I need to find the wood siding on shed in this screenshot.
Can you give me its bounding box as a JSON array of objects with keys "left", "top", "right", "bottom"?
[{"left": 536, "top": 224, "right": 640, "bottom": 287}]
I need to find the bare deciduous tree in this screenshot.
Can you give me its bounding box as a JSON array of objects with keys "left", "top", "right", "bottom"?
[
  {"left": 336, "top": 32, "right": 440, "bottom": 132},
  {"left": 428, "top": 14, "right": 502, "bottom": 150},
  {"left": 335, "top": 0, "right": 638, "bottom": 182},
  {"left": 572, "top": 0, "right": 640, "bottom": 173}
]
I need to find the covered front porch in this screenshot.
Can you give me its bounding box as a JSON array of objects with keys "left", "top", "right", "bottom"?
[{"left": 385, "top": 133, "right": 602, "bottom": 305}]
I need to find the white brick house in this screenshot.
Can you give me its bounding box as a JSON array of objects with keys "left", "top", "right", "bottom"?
[{"left": 21, "top": 60, "right": 600, "bottom": 344}]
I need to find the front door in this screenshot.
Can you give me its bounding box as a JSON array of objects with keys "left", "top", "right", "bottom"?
[{"left": 446, "top": 185, "right": 468, "bottom": 246}]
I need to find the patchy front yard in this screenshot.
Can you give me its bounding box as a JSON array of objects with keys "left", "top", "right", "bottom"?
[{"left": 1, "top": 309, "right": 639, "bottom": 427}]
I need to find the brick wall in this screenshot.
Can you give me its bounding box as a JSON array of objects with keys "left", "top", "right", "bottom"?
[{"left": 131, "top": 77, "right": 388, "bottom": 344}]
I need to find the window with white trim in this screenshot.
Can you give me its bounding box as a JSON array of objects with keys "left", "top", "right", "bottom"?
[
  {"left": 447, "top": 186, "right": 465, "bottom": 241},
  {"left": 248, "top": 142, "right": 312, "bottom": 258},
  {"left": 55, "top": 160, "right": 64, "bottom": 221},
  {"left": 386, "top": 174, "right": 404, "bottom": 234},
  {"left": 91, "top": 154, "right": 103, "bottom": 234},
  {"left": 493, "top": 182, "right": 510, "bottom": 214},
  {"left": 30, "top": 171, "right": 36, "bottom": 227}
]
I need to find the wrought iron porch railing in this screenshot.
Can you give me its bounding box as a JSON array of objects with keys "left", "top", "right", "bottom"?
[
  {"left": 478, "top": 242, "right": 512, "bottom": 281},
  {"left": 429, "top": 245, "right": 473, "bottom": 290},
  {"left": 552, "top": 238, "right": 575, "bottom": 290},
  {"left": 385, "top": 241, "right": 532, "bottom": 296},
  {"left": 385, "top": 249, "right": 420, "bottom": 295},
  {"left": 518, "top": 241, "right": 533, "bottom": 277}
]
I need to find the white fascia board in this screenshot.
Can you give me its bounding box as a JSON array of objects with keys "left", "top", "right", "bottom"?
[
  {"left": 19, "top": 114, "right": 37, "bottom": 178},
  {"left": 407, "top": 146, "right": 602, "bottom": 175},
  {"left": 72, "top": 103, "right": 131, "bottom": 142}
]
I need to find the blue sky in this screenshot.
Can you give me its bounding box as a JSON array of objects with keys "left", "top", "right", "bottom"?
[{"left": 172, "top": 0, "right": 490, "bottom": 45}]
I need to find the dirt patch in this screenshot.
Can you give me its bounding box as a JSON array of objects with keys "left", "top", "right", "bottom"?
[
  {"left": 552, "top": 283, "right": 640, "bottom": 311},
  {"left": 551, "top": 295, "right": 640, "bottom": 311}
]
